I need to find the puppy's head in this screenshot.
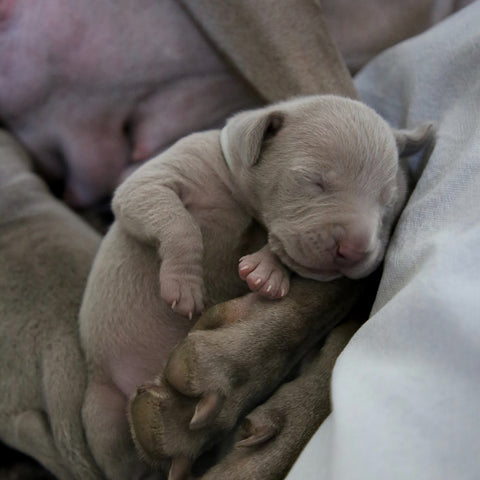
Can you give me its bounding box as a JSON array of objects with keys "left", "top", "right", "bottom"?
[{"left": 221, "top": 95, "right": 434, "bottom": 281}]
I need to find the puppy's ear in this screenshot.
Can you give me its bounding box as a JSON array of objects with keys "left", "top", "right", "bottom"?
[
  {"left": 221, "top": 110, "right": 284, "bottom": 168},
  {"left": 394, "top": 122, "right": 436, "bottom": 157}
]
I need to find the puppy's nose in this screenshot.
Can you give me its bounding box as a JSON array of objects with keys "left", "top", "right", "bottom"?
[{"left": 332, "top": 225, "right": 372, "bottom": 267}]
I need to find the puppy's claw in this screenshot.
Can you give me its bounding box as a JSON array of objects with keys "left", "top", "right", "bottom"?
[
  {"left": 171, "top": 300, "right": 177, "bottom": 310},
  {"left": 189, "top": 391, "right": 223, "bottom": 430},
  {"left": 168, "top": 455, "right": 192, "bottom": 480},
  {"left": 235, "top": 418, "right": 278, "bottom": 448}
]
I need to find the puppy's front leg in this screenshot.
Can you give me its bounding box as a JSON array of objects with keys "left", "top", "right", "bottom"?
[
  {"left": 239, "top": 244, "right": 290, "bottom": 299},
  {"left": 113, "top": 162, "right": 205, "bottom": 318}
]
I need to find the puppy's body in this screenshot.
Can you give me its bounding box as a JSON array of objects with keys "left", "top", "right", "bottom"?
[
  {"left": 81, "top": 130, "right": 252, "bottom": 399},
  {"left": 80, "top": 95, "right": 433, "bottom": 479},
  {"left": 80, "top": 130, "right": 257, "bottom": 479}
]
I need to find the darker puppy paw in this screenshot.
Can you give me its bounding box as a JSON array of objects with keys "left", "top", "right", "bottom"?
[
  {"left": 128, "top": 298, "right": 289, "bottom": 479},
  {"left": 128, "top": 281, "right": 358, "bottom": 480},
  {"left": 128, "top": 381, "right": 214, "bottom": 478},
  {"left": 128, "top": 377, "right": 284, "bottom": 480}
]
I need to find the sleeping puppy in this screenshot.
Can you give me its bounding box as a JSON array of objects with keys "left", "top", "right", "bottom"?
[{"left": 79, "top": 95, "right": 434, "bottom": 479}]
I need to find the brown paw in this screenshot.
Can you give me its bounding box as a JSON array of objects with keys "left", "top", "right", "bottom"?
[
  {"left": 128, "top": 382, "right": 212, "bottom": 475},
  {"left": 128, "top": 299, "right": 286, "bottom": 479}
]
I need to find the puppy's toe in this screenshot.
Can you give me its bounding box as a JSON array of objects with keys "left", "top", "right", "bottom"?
[
  {"left": 238, "top": 256, "right": 259, "bottom": 280},
  {"left": 259, "top": 269, "right": 290, "bottom": 299},
  {"left": 245, "top": 271, "right": 268, "bottom": 292}
]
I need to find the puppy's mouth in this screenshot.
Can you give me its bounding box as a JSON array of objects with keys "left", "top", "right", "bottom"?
[
  {"left": 286, "top": 256, "right": 343, "bottom": 281},
  {"left": 302, "top": 265, "right": 342, "bottom": 278},
  {"left": 269, "top": 233, "right": 381, "bottom": 281},
  {"left": 269, "top": 235, "right": 343, "bottom": 281}
]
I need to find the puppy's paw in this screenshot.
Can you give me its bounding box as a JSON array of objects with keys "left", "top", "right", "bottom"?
[
  {"left": 128, "top": 381, "right": 207, "bottom": 472},
  {"left": 239, "top": 249, "right": 289, "bottom": 299},
  {"left": 128, "top": 298, "right": 284, "bottom": 479},
  {"left": 160, "top": 267, "right": 205, "bottom": 319}
]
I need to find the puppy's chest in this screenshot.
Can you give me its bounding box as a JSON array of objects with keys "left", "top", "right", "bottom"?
[
  {"left": 181, "top": 173, "right": 248, "bottom": 235},
  {"left": 182, "top": 180, "right": 258, "bottom": 304}
]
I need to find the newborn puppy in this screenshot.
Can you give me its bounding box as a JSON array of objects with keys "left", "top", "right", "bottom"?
[
  {"left": 79, "top": 94, "right": 433, "bottom": 479},
  {"left": 223, "top": 95, "right": 427, "bottom": 284},
  {"left": 121, "top": 94, "right": 431, "bottom": 318}
]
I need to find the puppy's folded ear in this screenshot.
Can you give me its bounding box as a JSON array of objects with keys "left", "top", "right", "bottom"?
[
  {"left": 394, "top": 122, "right": 436, "bottom": 157},
  {"left": 221, "top": 109, "right": 284, "bottom": 169}
]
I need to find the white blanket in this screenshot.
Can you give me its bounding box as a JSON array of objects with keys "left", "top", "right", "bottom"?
[{"left": 288, "top": 2, "right": 480, "bottom": 479}]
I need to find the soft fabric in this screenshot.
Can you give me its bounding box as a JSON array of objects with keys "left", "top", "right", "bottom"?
[{"left": 287, "top": 2, "right": 480, "bottom": 479}]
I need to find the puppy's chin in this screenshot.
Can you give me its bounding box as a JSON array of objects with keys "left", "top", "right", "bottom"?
[
  {"left": 270, "top": 235, "right": 381, "bottom": 282},
  {"left": 269, "top": 237, "right": 342, "bottom": 281},
  {"left": 338, "top": 244, "right": 384, "bottom": 280},
  {"left": 286, "top": 257, "right": 379, "bottom": 282},
  {"left": 292, "top": 253, "right": 381, "bottom": 282},
  {"left": 293, "top": 266, "right": 343, "bottom": 282},
  {"left": 280, "top": 252, "right": 343, "bottom": 281}
]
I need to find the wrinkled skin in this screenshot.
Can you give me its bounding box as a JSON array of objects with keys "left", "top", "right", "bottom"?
[
  {"left": 0, "top": 0, "right": 259, "bottom": 207},
  {"left": 220, "top": 97, "right": 434, "bottom": 283}
]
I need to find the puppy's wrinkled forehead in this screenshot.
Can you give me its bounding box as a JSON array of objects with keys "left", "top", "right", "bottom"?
[
  {"left": 220, "top": 95, "right": 409, "bottom": 210},
  {"left": 273, "top": 97, "right": 399, "bottom": 189}
]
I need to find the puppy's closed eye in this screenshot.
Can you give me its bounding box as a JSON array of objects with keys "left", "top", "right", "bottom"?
[{"left": 288, "top": 165, "right": 331, "bottom": 193}]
